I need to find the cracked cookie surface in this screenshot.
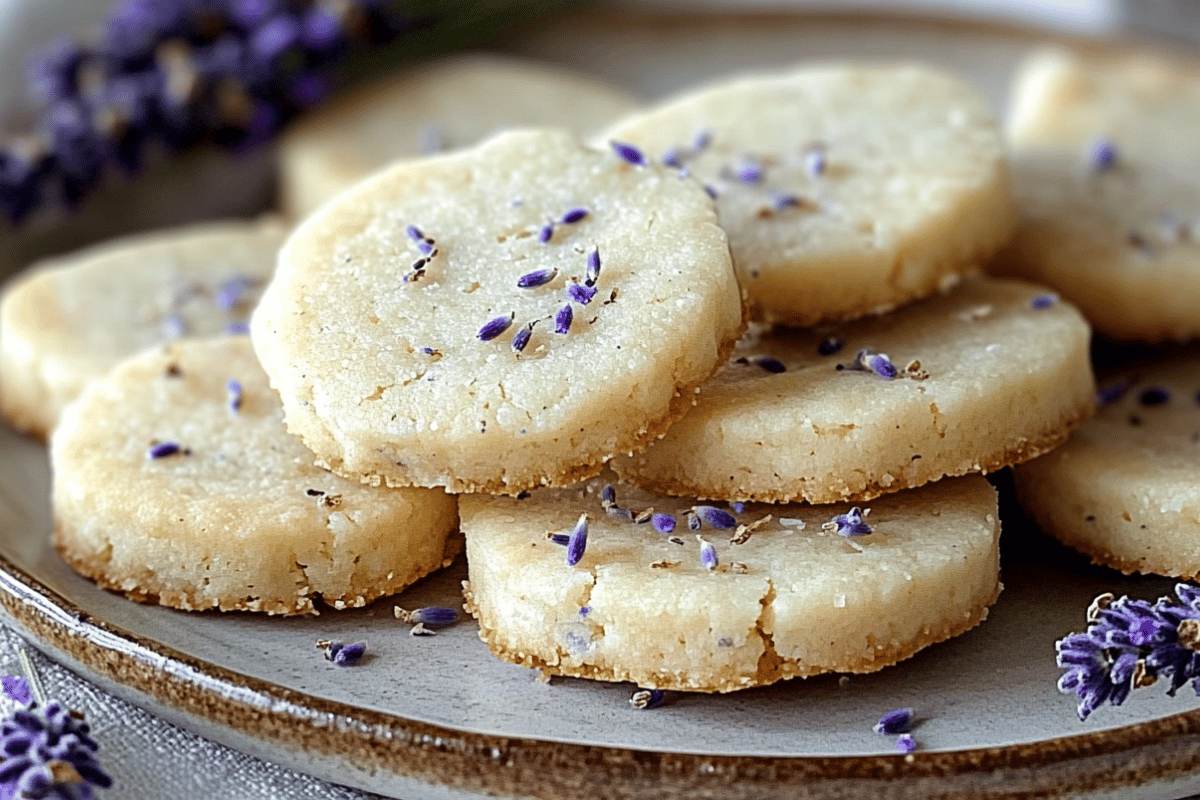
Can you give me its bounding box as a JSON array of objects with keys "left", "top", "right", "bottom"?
[
  {"left": 253, "top": 129, "right": 744, "bottom": 493},
  {"left": 461, "top": 474, "right": 1001, "bottom": 692},
  {"left": 612, "top": 276, "right": 1095, "bottom": 505},
  {"left": 51, "top": 337, "right": 459, "bottom": 616}
]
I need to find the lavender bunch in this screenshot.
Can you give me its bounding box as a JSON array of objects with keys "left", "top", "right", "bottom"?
[
  {"left": 0, "top": 676, "right": 111, "bottom": 798},
  {"left": 5, "top": 0, "right": 544, "bottom": 224},
  {"left": 1057, "top": 584, "right": 1200, "bottom": 721}
]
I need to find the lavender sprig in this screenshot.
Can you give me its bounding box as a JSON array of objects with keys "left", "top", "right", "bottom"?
[
  {"left": 5, "top": 0, "right": 548, "bottom": 224},
  {"left": 0, "top": 676, "right": 112, "bottom": 798},
  {"left": 1056, "top": 585, "right": 1200, "bottom": 720}
]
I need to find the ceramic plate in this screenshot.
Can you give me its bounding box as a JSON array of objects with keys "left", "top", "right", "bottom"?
[{"left": 2, "top": 8, "right": 1199, "bottom": 799}]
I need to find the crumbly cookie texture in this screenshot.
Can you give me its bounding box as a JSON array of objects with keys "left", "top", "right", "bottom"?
[
  {"left": 253, "top": 129, "right": 744, "bottom": 494},
  {"left": 599, "top": 63, "right": 1016, "bottom": 326},
  {"left": 0, "top": 219, "right": 286, "bottom": 439},
  {"left": 280, "top": 53, "right": 641, "bottom": 219},
  {"left": 611, "top": 276, "right": 1095, "bottom": 505},
  {"left": 1014, "top": 358, "right": 1200, "bottom": 579},
  {"left": 51, "top": 337, "right": 460, "bottom": 616},
  {"left": 462, "top": 474, "right": 1001, "bottom": 692},
  {"left": 993, "top": 48, "right": 1200, "bottom": 342}
]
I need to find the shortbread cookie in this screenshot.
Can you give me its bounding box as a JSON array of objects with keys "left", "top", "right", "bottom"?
[
  {"left": 0, "top": 219, "right": 286, "bottom": 439},
  {"left": 253, "top": 129, "right": 744, "bottom": 493},
  {"left": 51, "top": 337, "right": 459, "bottom": 615},
  {"left": 612, "top": 276, "right": 1094, "bottom": 504},
  {"left": 280, "top": 54, "right": 641, "bottom": 218},
  {"left": 598, "top": 64, "right": 1016, "bottom": 326},
  {"left": 462, "top": 474, "right": 1001, "bottom": 692},
  {"left": 1013, "top": 356, "right": 1200, "bottom": 578},
  {"left": 993, "top": 48, "right": 1200, "bottom": 342}
]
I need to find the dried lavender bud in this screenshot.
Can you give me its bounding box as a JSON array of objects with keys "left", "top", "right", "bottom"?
[
  {"left": 805, "top": 148, "right": 827, "bottom": 177},
  {"left": 652, "top": 514, "right": 676, "bottom": 534},
  {"left": 1097, "top": 379, "right": 1130, "bottom": 406},
  {"left": 600, "top": 483, "right": 617, "bottom": 506},
  {"left": 477, "top": 314, "right": 514, "bottom": 342},
  {"left": 874, "top": 707, "right": 914, "bottom": 735},
  {"left": 561, "top": 208, "right": 588, "bottom": 224},
  {"left": 416, "top": 239, "right": 435, "bottom": 256},
  {"left": 554, "top": 304, "right": 573, "bottom": 335},
  {"left": 517, "top": 268, "right": 557, "bottom": 288},
  {"left": 610, "top": 140, "right": 646, "bottom": 166},
  {"left": 0, "top": 694, "right": 112, "bottom": 797},
  {"left": 568, "top": 282, "right": 597, "bottom": 306},
  {"left": 1, "top": 676, "right": 31, "bottom": 706},
  {"left": 321, "top": 640, "right": 366, "bottom": 667},
  {"left": 1031, "top": 293, "right": 1059, "bottom": 309},
  {"left": 216, "top": 275, "right": 258, "bottom": 310},
  {"left": 586, "top": 248, "right": 601, "bottom": 286},
  {"left": 772, "top": 193, "right": 802, "bottom": 211},
  {"left": 693, "top": 130, "right": 712, "bottom": 152},
  {"left": 693, "top": 505, "right": 737, "bottom": 530},
  {"left": 511, "top": 322, "right": 534, "bottom": 353},
  {"left": 405, "top": 607, "right": 458, "bottom": 627},
  {"left": 226, "top": 379, "right": 243, "bottom": 412},
  {"left": 817, "top": 337, "right": 843, "bottom": 356},
  {"left": 566, "top": 513, "right": 588, "bottom": 567},
  {"left": 896, "top": 734, "right": 917, "bottom": 753},
  {"left": 629, "top": 688, "right": 665, "bottom": 710},
  {"left": 1139, "top": 387, "right": 1170, "bottom": 406},
  {"left": 732, "top": 502, "right": 745, "bottom": 514},
  {"left": 148, "top": 441, "right": 182, "bottom": 459},
  {"left": 405, "top": 225, "right": 425, "bottom": 243},
  {"left": 538, "top": 223, "right": 554, "bottom": 243},
  {"left": 549, "top": 533, "right": 570, "bottom": 546},
  {"left": 698, "top": 537, "right": 718, "bottom": 571},
  {"left": 686, "top": 511, "right": 700, "bottom": 531},
  {"left": 703, "top": 184, "right": 719, "bottom": 200},
  {"left": 831, "top": 507, "right": 872, "bottom": 536},
  {"left": 756, "top": 357, "right": 786, "bottom": 374},
  {"left": 661, "top": 148, "right": 684, "bottom": 169},
  {"left": 868, "top": 354, "right": 897, "bottom": 380},
  {"left": 735, "top": 155, "right": 763, "bottom": 183},
  {"left": 1089, "top": 138, "right": 1118, "bottom": 172}
]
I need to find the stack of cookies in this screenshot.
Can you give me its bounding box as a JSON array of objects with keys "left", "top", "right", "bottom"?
[
  {"left": 990, "top": 48, "right": 1200, "bottom": 581},
  {"left": 0, "top": 53, "right": 1107, "bottom": 694}
]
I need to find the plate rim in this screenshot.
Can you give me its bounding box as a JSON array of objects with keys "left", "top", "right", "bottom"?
[{"left": 1, "top": 550, "right": 1199, "bottom": 799}]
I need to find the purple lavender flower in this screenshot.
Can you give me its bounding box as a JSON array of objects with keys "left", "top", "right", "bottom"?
[
  {"left": 1057, "top": 585, "right": 1200, "bottom": 720},
  {"left": 610, "top": 141, "right": 646, "bottom": 166},
  {"left": 511, "top": 323, "right": 534, "bottom": 353},
  {"left": 560, "top": 208, "right": 588, "bottom": 224},
  {"left": 226, "top": 378, "right": 243, "bottom": 412},
  {"left": 216, "top": 275, "right": 259, "bottom": 310},
  {"left": 1030, "top": 293, "right": 1059, "bottom": 310},
  {"left": 661, "top": 148, "right": 684, "bottom": 169},
  {"left": 549, "top": 533, "right": 570, "bottom": 546},
  {"left": 868, "top": 354, "right": 897, "bottom": 380},
  {"left": 734, "top": 155, "right": 763, "bottom": 184},
  {"left": 756, "top": 357, "right": 786, "bottom": 374},
  {"left": 873, "top": 707, "right": 913, "bottom": 735},
  {"left": 698, "top": 538, "right": 718, "bottom": 571},
  {"left": 831, "top": 507, "right": 872, "bottom": 536},
  {"left": 693, "top": 505, "right": 737, "bottom": 530},
  {"left": 322, "top": 640, "right": 366, "bottom": 667},
  {"left": 517, "top": 268, "right": 557, "bottom": 289},
  {"left": 629, "top": 688, "right": 665, "bottom": 710},
  {"left": 538, "top": 223, "right": 554, "bottom": 243},
  {"left": 805, "top": 149, "right": 827, "bottom": 177},
  {"left": 554, "top": 304, "right": 573, "bottom": 335},
  {"left": 585, "top": 248, "right": 601, "bottom": 286},
  {"left": 567, "top": 282, "right": 597, "bottom": 306},
  {"left": 817, "top": 337, "right": 843, "bottom": 356},
  {"left": 896, "top": 734, "right": 916, "bottom": 753},
  {"left": 652, "top": 514, "right": 675, "bottom": 534},
  {"left": 148, "top": 441, "right": 182, "bottom": 459},
  {"left": 407, "top": 607, "right": 458, "bottom": 627},
  {"left": 1097, "top": 379, "right": 1130, "bottom": 406},
  {"left": 477, "top": 314, "right": 514, "bottom": 342},
  {"left": 600, "top": 484, "right": 617, "bottom": 506},
  {"left": 1139, "top": 387, "right": 1170, "bottom": 406},
  {"left": 1089, "top": 138, "right": 1118, "bottom": 172},
  {"left": 566, "top": 513, "right": 588, "bottom": 567},
  {"left": 0, "top": 679, "right": 112, "bottom": 798}
]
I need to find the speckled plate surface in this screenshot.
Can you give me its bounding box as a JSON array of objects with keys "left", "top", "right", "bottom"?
[{"left": 3, "top": 8, "right": 1200, "bottom": 799}]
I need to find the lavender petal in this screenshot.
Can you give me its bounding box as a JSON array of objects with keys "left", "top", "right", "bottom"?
[
  {"left": 554, "top": 304, "right": 573, "bottom": 334},
  {"left": 566, "top": 513, "right": 588, "bottom": 566},
  {"left": 694, "top": 505, "right": 737, "bottom": 530},
  {"left": 477, "top": 314, "right": 514, "bottom": 342},
  {"left": 610, "top": 140, "right": 646, "bottom": 166},
  {"left": 873, "top": 707, "right": 914, "bottom": 735},
  {"left": 560, "top": 208, "right": 588, "bottom": 224},
  {"left": 517, "top": 268, "right": 557, "bottom": 289},
  {"left": 652, "top": 514, "right": 676, "bottom": 534}
]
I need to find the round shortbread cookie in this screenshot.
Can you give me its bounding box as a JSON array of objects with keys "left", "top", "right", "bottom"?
[
  {"left": 252, "top": 129, "right": 744, "bottom": 494},
  {"left": 993, "top": 48, "right": 1200, "bottom": 342},
  {"left": 598, "top": 64, "right": 1016, "bottom": 326},
  {"left": 461, "top": 474, "right": 1001, "bottom": 692},
  {"left": 611, "top": 276, "right": 1095, "bottom": 505},
  {"left": 51, "top": 337, "right": 460, "bottom": 616},
  {"left": 1013, "top": 356, "right": 1200, "bottom": 579},
  {"left": 280, "top": 54, "right": 642, "bottom": 219},
  {"left": 0, "top": 219, "right": 286, "bottom": 439}
]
